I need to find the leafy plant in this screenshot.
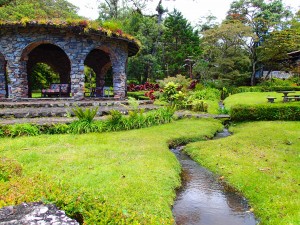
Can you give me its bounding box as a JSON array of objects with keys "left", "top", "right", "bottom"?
[
  {"left": 159, "top": 74, "right": 191, "bottom": 90},
  {"left": 68, "top": 120, "right": 99, "bottom": 134},
  {"left": 163, "top": 82, "right": 179, "bottom": 103},
  {"left": 188, "top": 88, "right": 221, "bottom": 101},
  {"left": 105, "top": 109, "right": 124, "bottom": 131},
  {"left": 72, "top": 106, "right": 98, "bottom": 123},
  {"left": 191, "top": 100, "right": 208, "bottom": 112},
  {"left": 8, "top": 123, "right": 40, "bottom": 137}
]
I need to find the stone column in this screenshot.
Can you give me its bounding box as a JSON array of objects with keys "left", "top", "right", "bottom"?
[
  {"left": 110, "top": 42, "right": 128, "bottom": 98},
  {"left": 69, "top": 59, "right": 85, "bottom": 100},
  {"left": 6, "top": 59, "right": 28, "bottom": 98},
  {"left": 0, "top": 58, "right": 6, "bottom": 98}
]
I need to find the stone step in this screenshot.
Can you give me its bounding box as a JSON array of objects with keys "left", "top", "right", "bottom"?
[
  {"left": 0, "top": 104, "right": 159, "bottom": 119},
  {"left": 0, "top": 99, "right": 153, "bottom": 108}
]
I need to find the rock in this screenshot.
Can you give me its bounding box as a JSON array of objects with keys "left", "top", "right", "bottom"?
[{"left": 0, "top": 202, "right": 79, "bottom": 225}]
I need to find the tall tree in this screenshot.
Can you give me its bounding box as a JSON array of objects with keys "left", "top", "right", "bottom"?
[
  {"left": 98, "top": 0, "right": 120, "bottom": 20},
  {"left": 161, "top": 9, "right": 201, "bottom": 76},
  {"left": 258, "top": 10, "right": 300, "bottom": 76},
  {"left": 227, "top": 0, "right": 292, "bottom": 85},
  {"left": 124, "top": 12, "right": 162, "bottom": 82},
  {"left": 196, "top": 21, "right": 254, "bottom": 85}
]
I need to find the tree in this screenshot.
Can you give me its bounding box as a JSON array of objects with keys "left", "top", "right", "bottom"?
[
  {"left": 124, "top": 12, "right": 162, "bottom": 82},
  {"left": 161, "top": 9, "right": 201, "bottom": 76},
  {"left": 0, "top": 0, "right": 79, "bottom": 20},
  {"left": 196, "top": 21, "right": 254, "bottom": 85},
  {"left": 29, "top": 63, "right": 59, "bottom": 90},
  {"left": 258, "top": 29, "right": 300, "bottom": 76},
  {"left": 227, "top": 0, "right": 292, "bottom": 85}
]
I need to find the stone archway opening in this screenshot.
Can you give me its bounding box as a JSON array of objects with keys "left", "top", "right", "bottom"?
[
  {"left": 0, "top": 52, "right": 7, "bottom": 98},
  {"left": 22, "top": 43, "right": 71, "bottom": 98},
  {"left": 84, "top": 49, "right": 112, "bottom": 97}
]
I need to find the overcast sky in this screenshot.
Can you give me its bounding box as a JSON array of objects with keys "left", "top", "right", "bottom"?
[{"left": 67, "top": 0, "right": 299, "bottom": 25}]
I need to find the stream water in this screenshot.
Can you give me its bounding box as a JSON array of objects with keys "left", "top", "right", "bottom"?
[{"left": 171, "top": 129, "right": 257, "bottom": 225}]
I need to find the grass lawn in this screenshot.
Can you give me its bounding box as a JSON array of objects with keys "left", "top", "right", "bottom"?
[
  {"left": 224, "top": 91, "right": 300, "bottom": 109},
  {"left": 0, "top": 119, "right": 222, "bottom": 224},
  {"left": 185, "top": 121, "right": 300, "bottom": 225}
]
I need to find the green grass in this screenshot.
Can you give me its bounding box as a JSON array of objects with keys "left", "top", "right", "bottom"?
[
  {"left": 185, "top": 121, "right": 300, "bottom": 225},
  {"left": 224, "top": 92, "right": 300, "bottom": 109},
  {"left": 0, "top": 119, "right": 222, "bottom": 224}
]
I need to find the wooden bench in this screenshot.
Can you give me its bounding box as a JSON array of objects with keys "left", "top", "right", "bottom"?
[
  {"left": 41, "top": 83, "right": 70, "bottom": 97},
  {"left": 283, "top": 96, "right": 300, "bottom": 102},
  {"left": 267, "top": 97, "right": 276, "bottom": 103}
]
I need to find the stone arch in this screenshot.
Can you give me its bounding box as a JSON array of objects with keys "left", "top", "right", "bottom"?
[
  {"left": 0, "top": 52, "right": 7, "bottom": 98},
  {"left": 21, "top": 41, "right": 71, "bottom": 97},
  {"left": 84, "top": 48, "right": 112, "bottom": 96}
]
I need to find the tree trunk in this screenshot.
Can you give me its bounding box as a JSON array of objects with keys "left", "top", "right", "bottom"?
[{"left": 250, "top": 61, "right": 256, "bottom": 86}]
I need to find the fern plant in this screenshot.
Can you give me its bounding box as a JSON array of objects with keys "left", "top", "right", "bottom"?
[{"left": 72, "top": 106, "right": 98, "bottom": 123}]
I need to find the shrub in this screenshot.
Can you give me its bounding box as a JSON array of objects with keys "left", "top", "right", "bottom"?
[
  {"left": 231, "top": 86, "right": 263, "bottom": 94},
  {"left": 258, "top": 78, "right": 294, "bottom": 87},
  {"left": 0, "top": 108, "right": 175, "bottom": 137},
  {"left": 188, "top": 88, "right": 221, "bottom": 101},
  {"left": 231, "top": 86, "right": 300, "bottom": 94},
  {"left": 105, "top": 109, "right": 124, "bottom": 131},
  {"left": 191, "top": 100, "right": 208, "bottom": 112},
  {"left": 41, "top": 123, "right": 70, "bottom": 135},
  {"left": 127, "top": 82, "right": 159, "bottom": 92},
  {"left": 68, "top": 120, "right": 100, "bottom": 134},
  {"left": 67, "top": 106, "right": 99, "bottom": 134},
  {"left": 127, "top": 91, "right": 150, "bottom": 100},
  {"left": 230, "top": 104, "right": 300, "bottom": 121},
  {"left": 144, "top": 90, "right": 156, "bottom": 100},
  {"left": 159, "top": 74, "right": 191, "bottom": 90},
  {"left": 162, "top": 82, "right": 179, "bottom": 103},
  {"left": 8, "top": 123, "right": 40, "bottom": 137},
  {"left": 71, "top": 106, "right": 98, "bottom": 123}
]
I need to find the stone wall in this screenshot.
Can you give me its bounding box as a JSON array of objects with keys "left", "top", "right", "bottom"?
[
  {"left": 0, "top": 54, "right": 5, "bottom": 98},
  {"left": 0, "top": 26, "right": 131, "bottom": 99}
]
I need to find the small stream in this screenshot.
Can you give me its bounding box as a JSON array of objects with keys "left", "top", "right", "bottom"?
[{"left": 171, "top": 129, "right": 257, "bottom": 225}]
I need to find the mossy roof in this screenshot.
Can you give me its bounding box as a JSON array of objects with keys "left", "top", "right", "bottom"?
[{"left": 0, "top": 19, "right": 140, "bottom": 56}]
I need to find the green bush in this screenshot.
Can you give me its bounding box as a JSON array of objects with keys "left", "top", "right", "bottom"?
[
  {"left": 191, "top": 100, "right": 208, "bottom": 112},
  {"left": 159, "top": 74, "right": 190, "bottom": 90},
  {"left": 105, "top": 107, "right": 175, "bottom": 131},
  {"left": 0, "top": 157, "right": 22, "bottom": 182},
  {"left": 231, "top": 86, "right": 263, "bottom": 94},
  {"left": 72, "top": 106, "right": 98, "bottom": 123},
  {"left": 230, "top": 104, "right": 300, "bottom": 121},
  {"left": 232, "top": 86, "right": 300, "bottom": 94},
  {"left": 258, "top": 78, "right": 294, "bottom": 87},
  {"left": 41, "top": 123, "right": 70, "bottom": 134},
  {"left": 7, "top": 123, "right": 40, "bottom": 137},
  {"left": 188, "top": 88, "right": 221, "bottom": 101},
  {"left": 127, "top": 92, "right": 150, "bottom": 100},
  {"left": 0, "top": 107, "right": 175, "bottom": 137},
  {"left": 68, "top": 120, "right": 100, "bottom": 134}
]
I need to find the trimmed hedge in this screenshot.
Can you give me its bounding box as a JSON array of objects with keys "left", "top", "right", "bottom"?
[
  {"left": 127, "top": 91, "right": 150, "bottom": 100},
  {"left": 230, "top": 104, "right": 300, "bottom": 121},
  {"left": 232, "top": 86, "right": 300, "bottom": 94}
]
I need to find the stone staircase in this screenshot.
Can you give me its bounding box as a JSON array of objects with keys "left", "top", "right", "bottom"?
[{"left": 0, "top": 98, "right": 159, "bottom": 125}]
